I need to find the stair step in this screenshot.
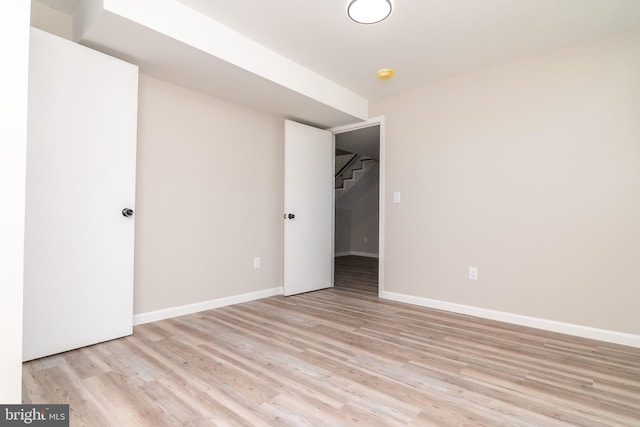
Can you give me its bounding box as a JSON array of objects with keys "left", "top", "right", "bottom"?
[{"left": 335, "top": 157, "right": 376, "bottom": 200}]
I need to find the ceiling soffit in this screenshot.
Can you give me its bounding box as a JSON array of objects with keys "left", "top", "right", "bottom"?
[{"left": 73, "top": 0, "right": 368, "bottom": 128}]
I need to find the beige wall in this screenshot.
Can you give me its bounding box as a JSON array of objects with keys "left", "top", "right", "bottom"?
[
  {"left": 371, "top": 30, "right": 640, "bottom": 335},
  {"left": 349, "top": 163, "right": 379, "bottom": 256},
  {"left": 135, "top": 75, "right": 284, "bottom": 315},
  {"left": 30, "top": 1, "right": 72, "bottom": 40},
  {"left": 335, "top": 208, "right": 351, "bottom": 254},
  {"left": 336, "top": 163, "right": 380, "bottom": 256}
]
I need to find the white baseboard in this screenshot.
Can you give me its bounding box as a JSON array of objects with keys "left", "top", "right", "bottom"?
[
  {"left": 335, "top": 251, "right": 379, "bottom": 258},
  {"left": 380, "top": 291, "right": 640, "bottom": 349},
  {"left": 133, "top": 287, "right": 282, "bottom": 326}
]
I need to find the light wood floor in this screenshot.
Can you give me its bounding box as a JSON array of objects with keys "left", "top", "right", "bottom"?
[{"left": 23, "top": 256, "right": 640, "bottom": 426}]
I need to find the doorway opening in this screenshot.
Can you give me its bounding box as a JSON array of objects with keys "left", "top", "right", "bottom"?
[{"left": 332, "top": 121, "right": 382, "bottom": 295}]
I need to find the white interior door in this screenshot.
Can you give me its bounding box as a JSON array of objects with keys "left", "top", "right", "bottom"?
[
  {"left": 284, "top": 120, "right": 334, "bottom": 296},
  {"left": 23, "top": 28, "right": 138, "bottom": 361}
]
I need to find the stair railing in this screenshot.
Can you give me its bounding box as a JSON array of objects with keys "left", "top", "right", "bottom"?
[{"left": 335, "top": 154, "right": 359, "bottom": 188}]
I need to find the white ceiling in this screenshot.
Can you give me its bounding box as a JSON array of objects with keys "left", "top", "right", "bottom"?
[
  {"left": 171, "top": 0, "right": 640, "bottom": 100},
  {"left": 38, "top": 0, "right": 640, "bottom": 101},
  {"left": 35, "top": 0, "right": 640, "bottom": 128}
]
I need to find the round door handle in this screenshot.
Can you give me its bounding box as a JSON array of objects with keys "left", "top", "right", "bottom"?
[
  {"left": 122, "top": 208, "right": 134, "bottom": 218},
  {"left": 288, "top": 213, "right": 295, "bottom": 219}
]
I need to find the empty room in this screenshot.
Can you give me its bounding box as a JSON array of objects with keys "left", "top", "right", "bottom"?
[{"left": 2, "top": 0, "right": 640, "bottom": 425}]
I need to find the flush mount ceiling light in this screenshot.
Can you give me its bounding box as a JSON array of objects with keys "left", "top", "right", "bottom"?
[
  {"left": 348, "top": 0, "right": 392, "bottom": 24},
  {"left": 377, "top": 68, "right": 394, "bottom": 80}
]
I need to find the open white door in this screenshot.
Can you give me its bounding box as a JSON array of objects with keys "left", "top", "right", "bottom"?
[
  {"left": 23, "top": 29, "right": 138, "bottom": 361},
  {"left": 283, "top": 120, "right": 334, "bottom": 296}
]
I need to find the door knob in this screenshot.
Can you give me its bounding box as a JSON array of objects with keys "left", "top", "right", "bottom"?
[
  {"left": 122, "top": 208, "right": 134, "bottom": 218},
  {"left": 288, "top": 213, "right": 295, "bottom": 219}
]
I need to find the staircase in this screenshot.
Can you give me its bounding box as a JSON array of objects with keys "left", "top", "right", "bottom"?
[{"left": 335, "top": 154, "right": 376, "bottom": 200}]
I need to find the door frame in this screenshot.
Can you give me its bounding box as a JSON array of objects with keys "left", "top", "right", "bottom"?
[{"left": 329, "top": 115, "right": 385, "bottom": 296}]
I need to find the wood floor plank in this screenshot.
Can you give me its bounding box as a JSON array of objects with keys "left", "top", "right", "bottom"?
[{"left": 23, "top": 256, "right": 640, "bottom": 426}]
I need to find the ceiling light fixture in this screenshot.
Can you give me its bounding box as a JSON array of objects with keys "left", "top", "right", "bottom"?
[
  {"left": 348, "top": 0, "right": 392, "bottom": 24},
  {"left": 377, "top": 68, "right": 394, "bottom": 80}
]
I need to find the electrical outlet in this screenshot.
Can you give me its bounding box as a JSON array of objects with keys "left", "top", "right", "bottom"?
[
  {"left": 469, "top": 266, "right": 478, "bottom": 280},
  {"left": 363, "top": 236, "right": 368, "bottom": 244},
  {"left": 254, "top": 257, "right": 261, "bottom": 269}
]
